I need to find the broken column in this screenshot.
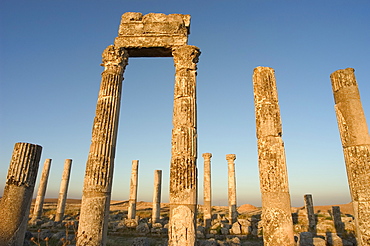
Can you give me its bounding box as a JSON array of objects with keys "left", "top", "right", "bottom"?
[
  {"left": 152, "top": 170, "right": 162, "bottom": 223},
  {"left": 55, "top": 159, "right": 72, "bottom": 222},
  {"left": 169, "top": 45, "right": 200, "bottom": 246},
  {"left": 30, "top": 158, "right": 52, "bottom": 223},
  {"left": 0, "top": 142, "right": 42, "bottom": 246},
  {"left": 127, "top": 160, "right": 139, "bottom": 220},
  {"left": 304, "top": 194, "right": 316, "bottom": 234},
  {"left": 252, "top": 66, "right": 295, "bottom": 245},
  {"left": 77, "top": 45, "right": 128, "bottom": 246},
  {"left": 330, "top": 68, "right": 370, "bottom": 245},
  {"left": 202, "top": 153, "right": 212, "bottom": 227},
  {"left": 332, "top": 206, "right": 345, "bottom": 234},
  {"left": 226, "top": 154, "right": 237, "bottom": 224}
]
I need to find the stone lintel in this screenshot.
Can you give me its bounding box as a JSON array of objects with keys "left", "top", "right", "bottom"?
[{"left": 114, "top": 12, "right": 190, "bottom": 57}]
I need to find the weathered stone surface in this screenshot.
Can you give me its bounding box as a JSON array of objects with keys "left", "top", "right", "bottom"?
[
  {"left": 115, "top": 12, "right": 190, "bottom": 57},
  {"left": 152, "top": 170, "right": 162, "bottom": 223},
  {"left": 136, "top": 222, "right": 150, "bottom": 234},
  {"left": 226, "top": 154, "right": 238, "bottom": 224},
  {"left": 55, "top": 159, "right": 72, "bottom": 222},
  {"left": 304, "top": 194, "right": 316, "bottom": 234},
  {"left": 77, "top": 45, "right": 128, "bottom": 246},
  {"left": 31, "top": 159, "right": 52, "bottom": 224},
  {"left": 0, "top": 142, "right": 42, "bottom": 246},
  {"left": 252, "top": 67, "right": 295, "bottom": 246},
  {"left": 168, "top": 45, "right": 200, "bottom": 246},
  {"left": 230, "top": 222, "right": 241, "bottom": 235},
  {"left": 203, "top": 153, "right": 213, "bottom": 227},
  {"left": 330, "top": 68, "right": 370, "bottom": 246},
  {"left": 128, "top": 160, "right": 139, "bottom": 219}
]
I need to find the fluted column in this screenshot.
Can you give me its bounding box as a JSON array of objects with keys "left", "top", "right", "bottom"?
[
  {"left": 252, "top": 66, "right": 295, "bottom": 246},
  {"left": 169, "top": 45, "right": 200, "bottom": 246},
  {"left": 330, "top": 68, "right": 370, "bottom": 245},
  {"left": 152, "top": 170, "right": 162, "bottom": 223},
  {"left": 0, "top": 142, "right": 42, "bottom": 246},
  {"left": 30, "top": 158, "right": 52, "bottom": 223},
  {"left": 127, "top": 160, "right": 139, "bottom": 220},
  {"left": 226, "top": 154, "right": 237, "bottom": 224},
  {"left": 304, "top": 194, "right": 316, "bottom": 234},
  {"left": 77, "top": 45, "right": 128, "bottom": 246},
  {"left": 55, "top": 159, "right": 72, "bottom": 222},
  {"left": 202, "top": 153, "right": 212, "bottom": 227}
]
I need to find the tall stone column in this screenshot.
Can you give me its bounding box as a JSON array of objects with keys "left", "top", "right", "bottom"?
[
  {"left": 252, "top": 66, "right": 295, "bottom": 246},
  {"left": 55, "top": 159, "right": 72, "bottom": 222},
  {"left": 152, "top": 170, "right": 162, "bottom": 223},
  {"left": 127, "top": 160, "right": 139, "bottom": 220},
  {"left": 304, "top": 194, "right": 316, "bottom": 234},
  {"left": 30, "top": 158, "right": 52, "bottom": 223},
  {"left": 330, "top": 68, "right": 370, "bottom": 245},
  {"left": 0, "top": 142, "right": 42, "bottom": 246},
  {"left": 169, "top": 45, "right": 200, "bottom": 246},
  {"left": 226, "top": 154, "right": 237, "bottom": 224},
  {"left": 202, "top": 153, "right": 212, "bottom": 227},
  {"left": 77, "top": 45, "right": 128, "bottom": 246}
]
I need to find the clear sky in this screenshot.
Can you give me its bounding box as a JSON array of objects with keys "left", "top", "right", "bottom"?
[{"left": 1, "top": 1, "right": 369, "bottom": 207}]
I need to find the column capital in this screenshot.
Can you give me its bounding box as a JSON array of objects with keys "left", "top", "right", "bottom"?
[
  {"left": 101, "top": 45, "right": 128, "bottom": 74},
  {"left": 226, "top": 154, "right": 236, "bottom": 161},
  {"left": 172, "top": 45, "right": 200, "bottom": 70},
  {"left": 202, "top": 153, "right": 212, "bottom": 159}
]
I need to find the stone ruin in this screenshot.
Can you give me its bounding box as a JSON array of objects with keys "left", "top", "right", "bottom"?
[{"left": 0, "top": 11, "right": 369, "bottom": 246}]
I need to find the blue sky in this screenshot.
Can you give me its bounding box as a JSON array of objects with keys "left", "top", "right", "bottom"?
[{"left": 1, "top": 1, "right": 369, "bottom": 207}]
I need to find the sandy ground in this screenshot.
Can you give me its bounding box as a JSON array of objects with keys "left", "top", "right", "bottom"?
[{"left": 41, "top": 198, "right": 354, "bottom": 216}]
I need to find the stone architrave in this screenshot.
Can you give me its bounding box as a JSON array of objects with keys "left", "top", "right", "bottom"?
[
  {"left": 77, "top": 45, "right": 128, "bottom": 246},
  {"left": 128, "top": 160, "right": 139, "bottom": 220},
  {"left": 202, "top": 153, "right": 212, "bottom": 227},
  {"left": 252, "top": 67, "right": 295, "bottom": 246},
  {"left": 169, "top": 45, "right": 200, "bottom": 246},
  {"left": 330, "top": 68, "right": 370, "bottom": 245},
  {"left": 152, "top": 170, "right": 162, "bottom": 223},
  {"left": 0, "top": 142, "right": 42, "bottom": 246},
  {"left": 30, "top": 158, "right": 52, "bottom": 223},
  {"left": 304, "top": 194, "right": 316, "bottom": 234},
  {"left": 78, "top": 12, "right": 198, "bottom": 246},
  {"left": 226, "top": 154, "right": 237, "bottom": 224},
  {"left": 55, "top": 159, "right": 72, "bottom": 222}
]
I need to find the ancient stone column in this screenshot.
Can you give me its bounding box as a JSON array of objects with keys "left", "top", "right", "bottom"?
[
  {"left": 0, "top": 142, "right": 42, "bottom": 246},
  {"left": 226, "top": 154, "right": 237, "bottom": 224},
  {"left": 77, "top": 45, "right": 128, "bottom": 246},
  {"left": 152, "top": 170, "right": 162, "bottom": 223},
  {"left": 55, "top": 159, "right": 72, "bottom": 222},
  {"left": 202, "top": 153, "right": 212, "bottom": 227},
  {"left": 30, "top": 158, "right": 52, "bottom": 223},
  {"left": 169, "top": 45, "right": 200, "bottom": 246},
  {"left": 332, "top": 206, "right": 345, "bottom": 234},
  {"left": 127, "top": 160, "right": 139, "bottom": 220},
  {"left": 330, "top": 68, "right": 370, "bottom": 245},
  {"left": 304, "top": 194, "right": 316, "bottom": 234},
  {"left": 252, "top": 66, "right": 295, "bottom": 245}
]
